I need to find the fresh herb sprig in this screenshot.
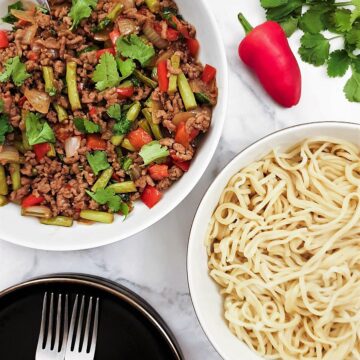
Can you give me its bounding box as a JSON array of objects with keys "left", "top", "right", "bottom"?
[{"left": 260, "top": 0, "right": 360, "bottom": 102}]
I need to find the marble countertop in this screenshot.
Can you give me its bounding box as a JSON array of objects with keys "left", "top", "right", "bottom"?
[{"left": 1, "top": 1, "right": 359, "bottom": 359}]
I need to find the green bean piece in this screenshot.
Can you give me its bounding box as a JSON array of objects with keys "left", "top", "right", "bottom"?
[
  {"left": 138, "top": 119, "right": 152, "bottom": 135},
  {"left": 40, "top": 216, "right": 74, "bottom": 227},
  {"left": 107, "top": 181, "right": 137, "bottom": 194},
  {"left": 108, "top": 2, "right": 124, "bottom": 21},
  {"left": 111, "top": 135, "right": 125, "bottom": 146},
  {"left": 145, "top": 0, "right": 160, "bottom": 13},
  {"left": 151, "top": 67, "right": 158, "bottom": 81},
  {"left": 0, "top": 195, "right": 8, "bottom": 207},
  {"left": 122, "top": 157, "right": 133, "bottom": 171},
  {"left": 54, "top": 104, "right": 68, "bottom": 122},
  {"left": 168, "top": 54, "right": 180, "bottom": 95},
  {"left": 121, "top": 139, "right": 136, "bottom": 152},
  {"left": 92, "top": 167, "right": 114, "bottom": 192},
  {"left": 133, "top": 69, "right": 158, "bottom": 89},
  {"left": 127, "top": 101, "right": 142, "bottom": 122},
  {"left": 80, "top": 210, "right": 114, "bottom": 224},
  {"left": 178, "top": 72, "right": 197, "bottom": 111},
  {"left": 66, "top": 62, "right": 82, "bottom": 111},
  {"left": 42, "top": 66, "right": 57, "bottom": 96},
  {"left": 144, "top": 97, "right": 153, "bottom": 108},
  {"left": 142, "top": 108, "right": 163, "bottom": 140},
  {"left": 9, "top": 163, "right": 21, "bottom": 191},
  {"left": 0, "top": 165, "right": 8, "bottom": 196}
]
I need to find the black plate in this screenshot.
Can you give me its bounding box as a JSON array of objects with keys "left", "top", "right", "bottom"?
[{"left": 0, "top": 274, "right": 183, "bottom": 360}]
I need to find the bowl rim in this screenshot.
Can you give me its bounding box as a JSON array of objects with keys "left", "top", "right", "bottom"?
[
  {"left": 187, "top": 121, "right": 360, "bottom": 360},
  {"left": 0, "top": 0, "right": 229, "bottom": 251}
]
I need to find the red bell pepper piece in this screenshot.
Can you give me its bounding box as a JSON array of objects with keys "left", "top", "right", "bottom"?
[
  {"left": 89, "top": 107, "right": 97, "bottom": 118},
  {"left": 148, "top": 164, "right": 169, "bottom": 181},
  {"left": 27, "top": 51, "right": 38, "bottom": 61},
  {"left": 173, "top": 160, "right": 191, "bottom": 172},
  {"left": 170, "top": 15, "right": 190, "bottom": 39},
  {"left": 109, "top": 28, "right": 120, "bottom": 46},
  {"left": 166, "top": 27, "right": 180, "bottom": 41},
  {"left": 237, "top": 13, "right": 301, "bottom": 108},
  {"left": 201, "top": 64, "right": 217, "bottom": 84},
  {"left": 127, "top": 128, "right": 153, "bottom": 151},
  {"left": 141, "top": 185, "right": 162, "bottom": 208},
  {"left": 116, "top": 85, "right": 134, "bottom": 99},
  {"left": 87, "top": 134, "right": 107, "bottom": 150},
  {"left": 33, "top": 143, "right": 51, "bottom": 161},
  {"left": 22, "top": 194, "right": 45, "bottom": 208},
  {"left": 157, "top": 60, "right": 169, "bottom": 92},
  {"left": 175, "top": 122, "right": 199, "bottom": 148},
  {"left": 0, "top": 31, "right": 9, "bottom": 49},
  {"left": 186, "top": 38, "right": 200, "bottom": 57},
  {"left": 96, "top": 48, "right": 116, "bottom": 60}
]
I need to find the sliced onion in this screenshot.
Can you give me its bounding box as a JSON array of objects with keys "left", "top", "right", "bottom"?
[
  {"left": 118, "top": 0, "right": 135, "bottom": 9},
  {"left": 156, "top": 49, "right": 174, "bottom": 65},
  {"left": 22, "top": 24, "right": 38, "bottom": 45},
  {"left": 172, "top": 112, "right": 196, "bottom": 126},
  {"left": 117, "top": 18, "right": 138, "bottom": 36},
  {"left": 10, "top": 9, "right": 35, "bottom": 24},
  {"left": 21, "top": 206, "right": 52, "bottom": 219},
  {"left": 0, "top": 145, "right": 20, "bottom": 164},
  {"left": 143, "top": 21, "right": 168, "bottom": 49},
  {"left": 94, "top": 30, "right": 110, "bottom": 42},
  {"left": 24, "top": 88, "right": 51, "bottom": 114},
  {"left": 64, "top": 136, "right": 81, "bottom": 158}
]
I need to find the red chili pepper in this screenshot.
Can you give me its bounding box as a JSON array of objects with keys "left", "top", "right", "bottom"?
[
  {"left": 22, "top": 194, "right": 45, "bottom": 208},
  {"left": 173, "top": 159, "right": 191, "bottom": 172},
  {"left": 27, "top": 51, "right": 38, "bottom": 61},
  {"left": 0, "top": 31, "right": 9, "bottom": 49},
  {"left": 127, "top": 128, "right": 153, "bottom": 151},
  {"left": 157, "top": 60, "right": 169, "bottom": 92},
  {"left": 148, "top": 164, "right": 169, "bottom": 181},
  {"left": 201, "top": 64, "right": 217, "bottom": 84},
  {"left": 238, "top": 13, "right": 301, "bottom": 108},
  {"left": 166, "top": 27, "right": 180, "bottom": 41},
  {"left": 87, "top": 134, "right": 107, "bottom": 150},
  {"left": 96, "top": 48, "right": 116, "bottom": 60},
  {"left": 89, "top": 107, "right": 97, "bottom": 118},
  {"left": 186, "top": 38, "right": 200, "bottom": 57},
  {"left": 18, "top": 96, "right": 27, "bottom": 108},
  {"left": 33, "top": 143, "right": 51, "bottom": 161},
  {"left": 109, "top": 28, "right": 120, "bottom": 46},
  {"left": 170, "top": 15, "right": 190, "bottom": 39},
  {"left": 116, "top": 85, "right": 134, "bottom": 99},
  {"left": 175, "top": 122, "right": 199, "bottom": 148},
  {"left": 141, "top": 185, "right": 162, "bottom": 208}
]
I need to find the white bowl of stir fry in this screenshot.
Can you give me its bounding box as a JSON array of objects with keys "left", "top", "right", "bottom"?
[{"left": 0, "top": 0, "right": 227, "bottom": 250}]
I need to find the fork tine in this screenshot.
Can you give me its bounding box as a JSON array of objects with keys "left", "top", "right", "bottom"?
[
  {"left": 45, "top": 293, "right": 54, "bottom": 349},
  {"left": 66, "top": 294, "right": 78, "bottom": 353},
  {"left": 36, "top": 293, "right": 48, "bottom": 351},
  {"left": 60, "top": 294, "right": 69, "bottom": 352},
  {"left": 82, "top": 297, "right": 93, "bottom": 352},
  {"left": 89, "top": 298, "right": 99, "bottom": 356},
  {"left": 53, "top": 294, "right": 62, "bottom": 352},
  {"left": 74, "top": 296, "right": 85, "bottom": 352}
]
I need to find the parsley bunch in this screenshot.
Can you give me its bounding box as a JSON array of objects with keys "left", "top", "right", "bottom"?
[{"left": 260, "top": 0, "right": 360, "bottom": 102}]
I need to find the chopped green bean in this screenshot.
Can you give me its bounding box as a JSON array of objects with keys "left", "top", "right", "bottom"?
[
  {"left": 0, "top": 195, "right": 8, "bottom": 207},
  {"left": 42, "top": 66, "right": 56, "bottom": 96},
  {"left": 178, "top": 72, "right": 197, "bottom": 111},
  {"left": 168, "top": 54, "right": 180, "bottom": 95},
  {"left": 145, "top": 0, "right": 160, "bottom": 13},
  {"left": 40, "top": 216, "right": 73, "bottom": 227},
  {"left": 107, "top": 3, "right": 124, "bottom": 21},
  {"left": 121, "top": 138, "right": 136, "bottom": 152},
  {"left": 92, "top": 167, "right": 114, "bottom": 192},
  {"left": 133, "top": 69, "right": 158, "bottom": 89},
  {"left": 107, "top": 181, "right": 137, "bottom": 193},
  {"left": 127, "top": 101, "right": 142, "bottom": 122},
  {"left": 0, "top": 165, "right": 8, "bottom": 196},
  {"left": 9, "top": 163, "right": 21, "bottom": 191},
  {"left": 54, "top": 104, "right": 68, "bottom": 122},
  {"left": 142, "top": 108, "right": 163, "bottom": 140},
  {"left": 66, "top": 61, "right": 82, "bottom": 111},
  {"left": 80, "top": 210, "right": 114, "bottom": 224},
  {"left": 111, "top": 135, "right": 125, "bottom": 146},
  {"left": 138, "top": 119, "right": 152, "bottom": 135}
]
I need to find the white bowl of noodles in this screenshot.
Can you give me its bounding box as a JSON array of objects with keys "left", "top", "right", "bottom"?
[{"left": 187, "top": 122, "right": 360, "bottom": 360}]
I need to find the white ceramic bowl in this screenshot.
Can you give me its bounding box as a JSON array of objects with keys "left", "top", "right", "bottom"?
[
  {"left": 187, "top": 122, "right": 360, "bottom": 360},
  {"left": 0, "top": 0, "right": 228, "bottom": 250}
]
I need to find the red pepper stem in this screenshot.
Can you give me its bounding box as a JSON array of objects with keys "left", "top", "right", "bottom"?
[{"left": 238, "top": 13, "right": 253, "bottom": 35}]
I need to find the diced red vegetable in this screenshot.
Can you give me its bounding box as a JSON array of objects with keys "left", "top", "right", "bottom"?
[
  {"left": 148, "top": 164, "right": 169, "bottom": 181},
  {"left": 33, "top": 142, "right": 51, "bottom": 161},
  {"left": 87, "top": 134, "right": 107, "bottom": 150},
  {"left": 116, "top": 85, "right": 134, "bottom": 99},
  {"left": 96, "top": 48, "right": 116, "bottom": 59},
  {"left": 18, "top": 96, "right": 27, "bottom": 108},
  {"left": 173, "top": 159, "right": 191, "bottom": 172},
  {"left": 170, "top": 15, "right": 190, "bottom": 39},
  {"left": 27, "top": 50, "right": 38, "bottom": 61},
  {"left": 166, "top": 27, "right": 180, "bottom": 41},
  {"left": 127, "top": 128, "right": 153, "bottom": 151},
  {"left": 89, "top": 107, "right": 97, "bottom": 117},
  {"left": 109, "top": 28, "right": 120, "bottom": 46},
  {"left": 174, "top": 121, "right": 199, "bottom": 148},
  {"left": 186, "top": 38, "right": 199, "bottom": 57},
  {"left": 141, "top": 185, "right": 162, "bottom": 208},
  {"left": 0, "top": 31, "right": 9, "bottom": 49},
  {"left": 54, "top": 125, "right": 72, "bottom": 143},
  {"left": 157, "top": 60, "right": 169, "bottom": 92},
  {"left": 201, "top": 64, "right": 217, "bottom": 84},
  {"left": 22, "top": 194, "right": 45, "bottom": 208}
]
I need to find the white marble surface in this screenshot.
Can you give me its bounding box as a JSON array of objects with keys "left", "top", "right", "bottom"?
[{"left": 1, "top": 1, "right": 359, "bottom": 359}]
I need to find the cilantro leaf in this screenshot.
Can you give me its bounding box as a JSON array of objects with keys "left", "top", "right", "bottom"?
[
  {"left": 116, "top": 58, "right": 136, "bottom": 81},
  {"left": 116, "top": 35, "right": 155, "bottom": 67},
  {"left": 107, "top": 194, "right": 122, "bottom": 212},
  {"left": 327, "top": 50, "right": 351, "bottom": 77},
  {"left": 280, "top": 16, "right": 299, "bottom": 37},
  {"left": 86, "top": 188, "right": 127, "bottom": 213},
  {"left": 299, "top": 33, "right": 330, "bottom": 66},
  {"left": 261, "top": 0, "right": 288, "bottom": 8},
  {"left": 25, "top": 112, "right": 55, "bottom": 146},
  {"left": 344, "top": 68, "right": 360, "bottom": 102},
  {"left": 2, "top": 1, "right": 24, "bottom": 24},
  {"left": 107, "top": 104, "right": 121, "bottom": 121},
  {"left": 0, "top": 114, "right": 13, "bottom": 145},
  {"left": 345, "top": 28, "right": 360, "bottom": 48},
  {"left": 0, "top": 99, "right": 4, "bottom": 113},
  {"left": 74, "top": 118, "right": 100, "bottom": 133},
  {"left": 69, "top": 0, "right": 97, "bottom": 30},
  {"left": 265, "top": 0, "right": 303, "bottom": 21},
  {"left": 0, "top": 56, "right": 31, "bottom": 86},
  {"left": 330, "top": 9, "right": 352, "bottom": 33},
  {"left": 86, "top": 151, "right": 110, "bottom": 175},
  {"left": 299, "top": 9, "right": 326, "bottom": 34},
  {"left": 112, "top": 114, "right": 132, "bottom": 135},
  {"left": 351, "top": 0, "right": 360, "bottom": 24},
  {"left": 93, "top": 53, "right": 120, "bottom": 91},
  {"left": 139, "top": 141, "right": 169, "bottom": 165}
]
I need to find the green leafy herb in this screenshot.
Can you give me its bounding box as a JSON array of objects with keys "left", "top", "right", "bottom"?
[
  {"left": 2, "top": 1, "right": 24, "bottom": 24},
  {"left": 0, "top": 99, "right": 4, "bottom": 113},
  {"left": 121, "top": 156, "right": 133, "bottom": 171},
  {"left": 74, "top": 118, "right": 100, "bottom": 133},
  {"left": 86, "top": 188, "right": 127, "bottom": 213},
  {"left": 0, "top": 114, "right": 13, "bottom": 145},
  {"left": 265, "top": 0, "right": 303, "bottom": 22},
  {"left": 331, "top": 9, "right": 352, "bottom": 33},
  {"left": 116, "top": 58, "right": 136, "bottom": 81},
  {"left": 86, "top": 151, "right": 110, "bottom": 175},
  {"left": 25, "top": 112, "right": 55, "bottom": 146},
  {"left": 280, "top": 16, "right": 299, "bottom": 37},
  {"left": 112, "top": 113, "right": 132, "bottom": 135},
  {"left": 327, "top": 50, "right": 351, "bottom": 77},
  {"left": 69, "top": 0, "right": 98, "bottom": 30},
  {"left": 107, "top": 104, "right": 122, "bottom": 121},
  {"left": 93, "top": 53, "right": 120, "bottom": 91},
  {"left": 344, "top": 68, "right": 360, "bottom": 101},
  {"left": 116, "top": 35, "right": 155, "bottom": 67},
  {"left": 0, "top": 56, "right": 31, "bottom": 86},
  {"left": 351, "top": 0, "right": 360, "bottom": 24},
  {"left": 299, "top": 9, "right": 326, "bottom": 34},
  {"left": 345, "top": 28, "right": 360, "bottom": 48},
  {"left": 299, "top": 33, "right": 330, "bottom": 66},
  {"left": 261, "top": 0, "right": 288, "bottom": 8},
  {"left": 139, "top": 141, "right": 169, "bottom": 165}
]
